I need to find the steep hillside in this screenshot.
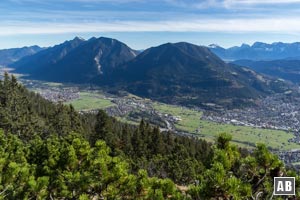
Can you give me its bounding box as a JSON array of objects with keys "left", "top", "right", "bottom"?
[
  {"left": 233, "top": 59, "right": 300, "bottom": 84},
  {"left": 12, "top": 37, "right": 85, "bottom": 74},
  {"left": 106, "top": 42, "right": 290, "bottom": 108}
]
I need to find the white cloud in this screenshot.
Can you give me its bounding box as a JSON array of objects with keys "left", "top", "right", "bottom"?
[
  {"left": 223, "top": 0, "right": 300, "bottom": 8},
  {"left": 1, "top": 17, "right": 300, "bottom": 35},
  {"left": 9, "top": 0, "right": 145, "bottom": 3},
  {"left": 3, "top": 0, "right": 300, "bottom": 36},
  {"left": 227, "top": 0, "right": 300, "bottom": 4},
  {"left": 166, "top": 0, "right": 300, "bottom": 9}
]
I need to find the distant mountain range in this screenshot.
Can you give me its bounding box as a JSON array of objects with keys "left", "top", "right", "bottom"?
[
  {"left": 0, "top": 45, "right": 43, "bottom": 66},
  {"left": 209, "top": 42, "right": 300, "bottom": 61},
  {"left": 233, "top": 59, "right": 300, "bottom": 84},
  {"left": 11, "top": 37, "right": 293, "bottom": 108}
]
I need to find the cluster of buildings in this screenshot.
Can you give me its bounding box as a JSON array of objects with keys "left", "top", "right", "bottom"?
[
  {"left": 106, "top": 97, "right": 153, "bottom": 117},
  {"left": 201, "top": 94, "right": 300, "bottom": 165},
  {"left": 36, "top": 87, "right": 80, "bottom": 102},
  {"left": 203, "top": 94, "right": 300, "bottom": 135}
]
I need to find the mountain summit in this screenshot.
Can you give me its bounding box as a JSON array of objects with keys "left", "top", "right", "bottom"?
[
  {"left": 105, "top": 42, "right": 289, "bottom": 107},
  {"left": 12, "top": 37, "right": 138, "bottom": 83}
]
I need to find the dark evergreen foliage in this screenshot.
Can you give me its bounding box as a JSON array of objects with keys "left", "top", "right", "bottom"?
[{"left": 0, "top": 74, "right": 299, "bottom": 199}]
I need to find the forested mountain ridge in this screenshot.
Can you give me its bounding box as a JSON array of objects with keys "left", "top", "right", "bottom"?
[{"left": 0, "top": 73, "right": 299, "bottom": 199}]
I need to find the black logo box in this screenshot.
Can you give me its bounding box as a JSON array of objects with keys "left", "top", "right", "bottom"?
[{"left": 274, "top": 177, "right": 295, "bottom": 196}]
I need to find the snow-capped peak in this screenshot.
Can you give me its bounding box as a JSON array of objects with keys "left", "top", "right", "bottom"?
[{"left": 208, "top": 44, "right": 221, "bottom": 48}]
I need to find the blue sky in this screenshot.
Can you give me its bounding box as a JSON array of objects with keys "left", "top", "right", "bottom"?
[{"left": 1, "top": 0, "right": 300, "bottom": 49}]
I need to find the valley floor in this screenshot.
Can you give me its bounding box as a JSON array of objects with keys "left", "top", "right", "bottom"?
[{"left": 2, "top": 67, "right": 300, "bottom": 167}]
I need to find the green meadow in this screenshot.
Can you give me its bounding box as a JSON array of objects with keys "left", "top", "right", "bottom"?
[{"left": 67, "top": 92, "right": 114, "bottom": 111}]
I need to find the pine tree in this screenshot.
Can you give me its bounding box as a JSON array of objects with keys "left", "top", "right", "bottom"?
[
  {"left": 151, "top": 126, "right": 164, "bottom": 155},
  {"left": 93, "top": 110, "right": 114, "bottom": 147}
]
